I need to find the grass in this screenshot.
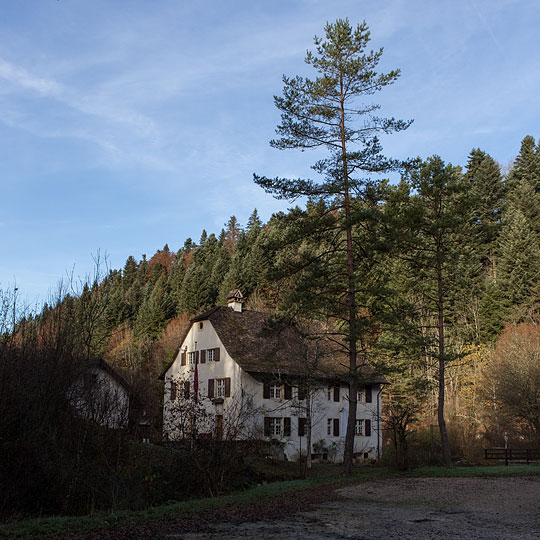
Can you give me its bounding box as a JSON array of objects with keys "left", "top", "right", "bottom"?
[{"left": 2, "top": 462, "right": 539, "bottom": 539}]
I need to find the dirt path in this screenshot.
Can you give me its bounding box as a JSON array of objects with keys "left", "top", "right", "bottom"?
[{"left": 167, "top": 477, "right": 540, "bottom": 539}]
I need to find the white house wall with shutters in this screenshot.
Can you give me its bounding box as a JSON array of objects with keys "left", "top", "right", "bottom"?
[{"left": 161, "top": 298, "right": 383, "bottom": 462}]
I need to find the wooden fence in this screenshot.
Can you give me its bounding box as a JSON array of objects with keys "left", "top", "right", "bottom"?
[{"left": 484, "top": 448, "right": 540, "bottom": 466}]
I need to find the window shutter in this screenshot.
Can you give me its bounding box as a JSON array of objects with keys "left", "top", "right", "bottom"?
[
  {"left": 365, "top": 385, "right": 372, "bottom": 403},
  {"left": 284, "top": 384, "right": 292, "bottom": 400},
  {"left": 298, "top": 417, "right": 306, "bottom": 437},
  {"left": 365, "top": 419, "right": 372, "bottom": 436},
  {"left": 183, "top": 381, "right": 190, "bottom": 400},
  {"left": 170, "top": 381, "right": 177, "bottom": 401},
  {"left": 215, "top": 348, "right": 220, "bottom": 362},
  {"left": 208, "top": 378, "right": 215, "bottom": 398},
  {"left": 200, "top": 350, "right": 206, "bottom": 364},
  {"left": 181, "top": 352, "right": 186, "bottom": 366},
  {"left": 333, "top": 418, "right": 340, "bottom": 437},
  {"left": 264, "top": 417, "right": 271, "bottom": 437},
  {"left": 284, "top": 417, "right": 291, "bottom": 437},
  {"left": 297, "top": 386, "right": 306, "bottom": 401},
  {"left": 263, "top": 382, "right": 270, "bottom": 399},
  {"left": 333, "top": 385, "right": 340, "bottom": 402},
  {"left": 224, "top": 377, "right": 231, "bottom": 397},
  {"left": 195, "top": 351, "right": 199, "bottom": 364}
]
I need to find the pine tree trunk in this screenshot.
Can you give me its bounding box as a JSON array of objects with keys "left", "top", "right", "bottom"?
[
  {"left": 306, "top": 388, "right": 312, "bottom": 471},
  {"left": 339, "top": 66, "right": 359, "bottom": 476},
  {"left": 437, "top": 253, "right": 452, "bottom": 467}
]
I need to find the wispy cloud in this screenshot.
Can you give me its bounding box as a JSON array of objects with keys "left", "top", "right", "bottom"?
[{"left": 0, "top": 58, "right": 63, "bottom": 96}]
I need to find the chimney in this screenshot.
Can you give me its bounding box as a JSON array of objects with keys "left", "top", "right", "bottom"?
[{"left": 226, "top": 289, "right": 244, "bottom": 313}]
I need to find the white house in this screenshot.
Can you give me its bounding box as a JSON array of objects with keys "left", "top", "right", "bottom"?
[
  {"left": 70, "top": 358, "right": 131, "bottom": 429},
  {"left": 161, "top": 291, "right": 384, "bottom": 462}
]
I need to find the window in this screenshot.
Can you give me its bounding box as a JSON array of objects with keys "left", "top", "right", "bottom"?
[
  {"left": 365, "top": 385, "right": 372, "bottom": 403},
  {"left": 170, "top": 381, "right": 177, "bottom": 401},
  {"left": 204, "top": 348, "right": 220, "bottom": 362},
  {"left": 269, "top": 417, "right": 281, "bottom": 436},
  {"left": 208, "top": 378, "right": 230, "bottom": 398},
  {"left": 298, "top": 417, "right": 307, "bottom": 437},
  {"left": 328, "top": 418, "right": 339, "bottom": 436},
  {"left": 357, "top": 389, "right": 365, "bottom": 404},
  {"left": 365, "top": 419, "right": 372, "bottom": 437},
  {"left": 355, "top": 419, "right": 364, "bottom": 435},
  {"left": 188, "top": 352, "right": 197, "bottom": 365},
  {"left": 270, "top": 383, "right": 281, "bottom": 399},
  {"left": 183, "top": 381, "right": 190, "bottom": 400},
  {"left": 199, "top": 322, "right": 204, "bottom": 329},
  {"left": 216, "top": 379, "right": 225, "bottom": 398},
  {"left": 328, "top": 385, "right": 340, "bottom": 401},
  {"left": 263, "top": 417, "right": 291, "bottom": 437}
]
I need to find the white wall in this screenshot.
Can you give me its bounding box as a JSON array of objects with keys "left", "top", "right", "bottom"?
[{"left": 70, "top": 367, "right": 130, "bottom": 428}]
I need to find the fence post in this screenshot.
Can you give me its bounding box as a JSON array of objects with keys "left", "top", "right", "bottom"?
[{"left": 505, "top": 447, "right": 508, "bottom": 466}]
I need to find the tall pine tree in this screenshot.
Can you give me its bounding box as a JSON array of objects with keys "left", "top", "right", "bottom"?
[{"left": 254, "top": 19, "right": 411, "bottom": 474}]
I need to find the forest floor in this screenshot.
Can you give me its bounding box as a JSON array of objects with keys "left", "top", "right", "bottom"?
[{"left": 172, "top": 476, "right": 540, "bottom": 540}]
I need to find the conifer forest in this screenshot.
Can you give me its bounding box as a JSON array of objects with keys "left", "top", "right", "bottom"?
[{"left": 1, "top": 18, "right": 539, "bottom": 519}]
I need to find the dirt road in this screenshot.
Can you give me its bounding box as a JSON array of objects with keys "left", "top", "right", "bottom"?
[{"left": 169, "top": 476, "right": 540, "bottom": 539}]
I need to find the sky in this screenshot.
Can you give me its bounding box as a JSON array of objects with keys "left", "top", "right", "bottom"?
[{"left": 1, "top": 0, "right": 539, "bottom": 308}]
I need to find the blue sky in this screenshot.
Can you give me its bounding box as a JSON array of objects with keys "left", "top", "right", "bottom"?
[{"left": 1, "top": 0, "right": 539, "bottom": 307}]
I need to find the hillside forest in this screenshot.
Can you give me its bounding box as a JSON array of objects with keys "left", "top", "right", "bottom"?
[{"left": 1, "top": 18, "right": 540, "bottom": 518}]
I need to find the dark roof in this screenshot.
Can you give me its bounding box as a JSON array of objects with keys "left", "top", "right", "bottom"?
[{"left": 161, "top": 306, "right": 385, "bottom": 384}]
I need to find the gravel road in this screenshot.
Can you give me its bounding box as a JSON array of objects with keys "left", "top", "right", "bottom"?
[{"left": 168, "top": 476, "right": 540, "bottom": 540}]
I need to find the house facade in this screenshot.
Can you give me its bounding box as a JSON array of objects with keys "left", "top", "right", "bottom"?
[
  {"left": 70, "top": 358, "right": 131, "bottom": 429},
  {"left": 161, "top": 292, "right": 384, "bottom": 462}
]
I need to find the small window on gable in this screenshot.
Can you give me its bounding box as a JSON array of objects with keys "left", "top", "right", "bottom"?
[{"left": 199, "top": 322, "right": 204, "bottom": 330}]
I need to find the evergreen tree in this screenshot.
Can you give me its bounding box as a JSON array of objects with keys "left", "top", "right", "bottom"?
[
  {"left": 134, "top": 275, "right": 173, "bottom": 339},
  {"left": 505, "top": 180, "right": 540, "bottom": 236},
  {"left": 466, "top": 149, "right": 504, "bottom": 261},
  {"left": 254, "top": 19, "right": 411, "bottom": 474},
  {"left": 168, "top": 250, "right": 187, "bottom": 315},
  {"left": 122, "top": 256, "right": 138, "bottom": 291},
  {"left": 497, "top": 207, "right": 540, "bottom": 314},
  {"left": 246, "top": 209, "right": 262, "bottom": 233},
  {"left": 507, "top": 135, "right": 540, "bottom": 192},
  {"left": 223, "top": 216, "right": 242, "bottom": 255},
  {"left": 390, "top": 156, "right": 475, "bottom": 467}
]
